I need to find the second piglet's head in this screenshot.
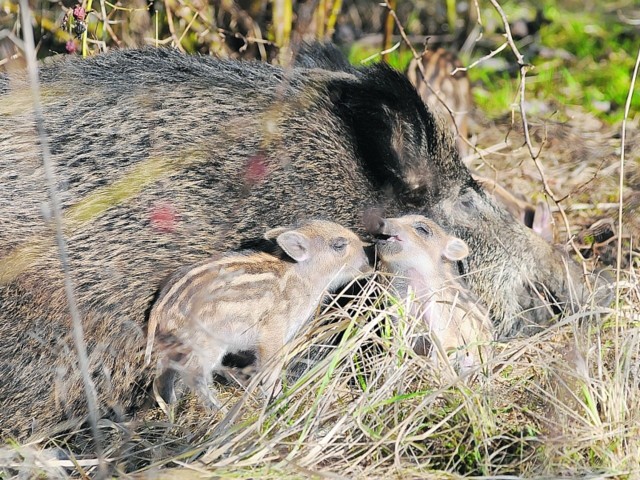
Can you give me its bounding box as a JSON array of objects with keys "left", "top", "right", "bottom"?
[
  {"left": 265, "top": 219, "right": 373, "bottom": 291},
  {"left": 365, "top": 212, "right": 469, "bottom": 276}
]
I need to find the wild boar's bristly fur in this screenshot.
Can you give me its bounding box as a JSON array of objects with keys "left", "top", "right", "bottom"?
[
  {"left": 328, "top": 63, "right": 463, "bottom": 202},
  {"left": 0, "top": 45, "right": 606, "bottom": 440}
]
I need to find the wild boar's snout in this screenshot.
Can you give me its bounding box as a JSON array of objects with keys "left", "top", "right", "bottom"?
[{"left": 429, "top": 184, "right": 612, "bottom": 337}]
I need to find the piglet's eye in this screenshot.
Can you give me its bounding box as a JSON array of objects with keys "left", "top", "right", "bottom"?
[
  {"left": 331, "top": 237, "right": 348, "bottom": 252},
  {"left": 414, "top": 223, "right": 432, "bottom": 236}
]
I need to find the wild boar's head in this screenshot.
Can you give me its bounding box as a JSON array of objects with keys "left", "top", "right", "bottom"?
[{"left": 306, "top": 45, "right": 610, "bottom": 337}]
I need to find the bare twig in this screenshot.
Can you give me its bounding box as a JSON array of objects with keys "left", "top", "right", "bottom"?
[
  {"left": 381, "top": 2, "right": 466, "bottom": 146},
  {"left": 164, "top": 0, "right": 186, "bottom": 52},
  {"left": 486, "top": 0, "right": 542, "bottom": 158},
  {"left": 179, "top": 2, "right": 276, "bottom": 59},
  {"left": 360, "top": 41, "right": 400, "bottom": 64},
  {"left": 177, "top": 10, "right": 199, "bottom": 46},
  {"left": 81, "top": 0, "right": 94, "bottom": 57},
  {"left": 471, "top": 0, "right": 483, "bottom": 41},
  {"left": 381, "top": 0, "right": 396, "bottom": 62},
  {"left": 381, "top": 0, "right": 495, "bottom": 162},
  {"left": 97, "top": 0, "right": 123, "bottom": 48},
  {"left": 450, "top": 42, "right": 508, "bottom": 75},
  {"left": 18, "top": 0, "right": 105, "bottom": 474},
  {"left": 0, "top": 30, "right": 24, "bottom": 51}
]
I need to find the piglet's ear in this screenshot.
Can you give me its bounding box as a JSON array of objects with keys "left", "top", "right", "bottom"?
[
  {"left": 277, "top": 231, "right": 311, "bottom": 262},
  {"left": 264, "top": 226, "right": 289, "bottom": 241},
  {"left": 443, "top": 237, "right": 469, "bottom": 261}
]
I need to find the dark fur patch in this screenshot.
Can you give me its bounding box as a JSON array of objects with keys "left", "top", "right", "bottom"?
[{"left": 326, "top": 63, "right": 462, "bottom": 208}]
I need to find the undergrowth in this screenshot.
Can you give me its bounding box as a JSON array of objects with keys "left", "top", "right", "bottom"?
[{"left": 1, "top": 273, "right": 638, "bottom": 478}]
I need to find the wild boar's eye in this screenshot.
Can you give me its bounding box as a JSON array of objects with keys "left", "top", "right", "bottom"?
[
  {"left": 460, "top": 189, "right": 475, "bottom": 210},
  {"left": 331, "top": 237, "right": 348, "bottom": 252},
  {"left": 461, "top": 199, "right": 473, "bottom": 209},
  {"left": 414, "top": 223, "right": 432, "bottom": 236}
]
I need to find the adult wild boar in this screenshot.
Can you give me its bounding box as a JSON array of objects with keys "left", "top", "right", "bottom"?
[{"left": 0, "top": 46, "right": 604, "bottom": 440}]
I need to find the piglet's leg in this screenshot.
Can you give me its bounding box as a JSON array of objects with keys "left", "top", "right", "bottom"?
[
  {"left": 154, "top": 367, "right": 178, "bottom": 406},
  {"left": 183, "top": 348, "right": 226, "bottom": 411},
  {"left": 153, "top": 351, "right": 189, "bottom": 422},
  {"left": 256, "top": 331, "right": 287, "bottom": 401},
  {"left": 154, "top": 354, "right": 178, "bottom": 405},
  {"left": 420, "top": 300, "right": 452, "bottom": 362}
]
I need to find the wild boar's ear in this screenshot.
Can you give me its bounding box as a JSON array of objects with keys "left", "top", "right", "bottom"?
[
  {"left": 294, "top": 42, "right": 357, "bottom": 73},
  {"left": 264, "top": 226, "right": 289, "bottom": 241},
  {"left": 533, "top": 201, "right": 554, "bottom": 243},
  {"left": 327, "top": 76, "right": 407, "bottom": 195},
  {"left": 443, "top": 237, "right": 469, "bottom": 261},
  {"left": 327, "top": 69, "right": 424, "bottom": 194},
  {"left": 276, "top": 231, "right": 311, "bottom": 262}
]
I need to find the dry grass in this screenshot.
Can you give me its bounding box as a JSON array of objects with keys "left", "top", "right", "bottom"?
[{"left": 2, "top": 270, "right": 638, "bottom": 478}]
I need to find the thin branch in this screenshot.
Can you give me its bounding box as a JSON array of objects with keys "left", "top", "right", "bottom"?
[
  {"left": 0, "top": 29, "right": 24, "bottom": 50},
  {"left": 18, "top": 0, "right": 105, "bottom": 474},
  {"left": 81, "top": 0, "right": 94, "bottom": 57},
  {"left": 360, "top": 41, "right": 400, "bottom": 64},
  {"left": 486, "top": 0, "right": 541, "bottom": 160},
  {"left": 97, "top": 0, "right": 123, "bottom": 48},
  {"left": 451, "top": 42, "right": 508, "bottom": 75},
  {"left": 381, "top": 2, "right": 464, "bottom": 143},
  {"left": 381, "top": 0, "right": 396, "bottom": 62},
  {"left": 471, "top": 0, "right": 483, "bottom": 41},
  {"left": 177, "top": 10, "right": 199, "bottom": 46},
  {"left": 381, "top": 0, "right": 499, "bottom": 161}
]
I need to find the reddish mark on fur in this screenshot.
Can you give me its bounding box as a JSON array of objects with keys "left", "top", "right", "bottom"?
[
  {"left": 65, "top": 40, "right": 77, "bottom": 54},
  {"left": 150, "top": 204, "right": 178, "bottom": 233},
  {"left": 244, "top": 153, "right": 269, "bottom": 185}
]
